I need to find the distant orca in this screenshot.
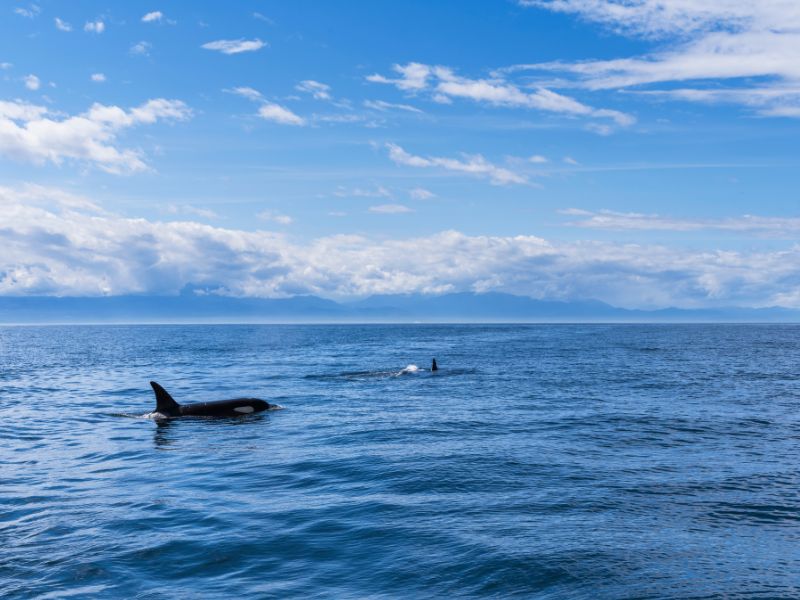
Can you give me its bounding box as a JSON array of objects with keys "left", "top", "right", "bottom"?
[
  {"left": 431, "top": 358, "right": 438, "bottom": 372},
  {"left": 149, "top": 381, "right": 274, "bottom": 418}
]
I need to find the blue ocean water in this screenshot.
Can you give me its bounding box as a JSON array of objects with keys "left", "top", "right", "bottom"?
[{"left": 1, "top": 324, "right": 799, "bottom": 599}]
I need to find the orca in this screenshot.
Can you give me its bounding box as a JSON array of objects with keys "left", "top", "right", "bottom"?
[
  {"left": 431, "top": 358, "right": 438, "bottom": 371},
  {"left": 149, "top": 381, "right": 275, "bottom": 418}
]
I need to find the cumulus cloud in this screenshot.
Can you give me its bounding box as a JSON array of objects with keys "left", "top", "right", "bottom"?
[
  {"left": 368, "top": 62, "right": 633, "bottom": 126},
  {"left": 54, "top": 17, "right": 72, "bottom": 31},
  {"left": 24, "top": 74, "right": 40, "bottom": 90},
  {"left": 3, "top": 184, "right": 800, "bottom": 308},
  {"left": 296, "top": 80, "right": 331, "bottom": 100},
  {"left": 515, "top": 1, "right": 800, "bottom": 118},
  {"left": 202, "top": 39, "right": 266, "bottom": 55},
  {"left": 14, "top": 5, "right": 40, "bottom": 18},
  {"left": 142, "top": 11, "right": 163, "bottom": 23},
  {"left": 387, "top": 143, "right": 528, "bottom": 186},
  {"left": 90, "top": 73, "right": 106, "bottom": 83},
  {"left": 84, "top": 20, "right": 105, "bottom": 33},
  {"left": 258, "top": 102, "right": 305, "bottom": 125},
  {"left": 0, "top": 98, "right": 192, "bottom": 174}
]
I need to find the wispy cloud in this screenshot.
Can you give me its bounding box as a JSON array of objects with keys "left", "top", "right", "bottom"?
[
  {"left": 387, "top": 143, "right": 528, "bottom": 186},
  {"left": 227, "top": 86, "right": 306, "bottom": 125},
  {"left": 165, "top": 204, "right": 219, "bottom": 219},
  {"left": 202, "top": 39, "right": 266, "bottom": 55},
  {"left": 364, "top": 99, "right": 423, "bottom": 113},
  {"left": 130, "top": 41, "right": 152, "bottom": 56},
  {"left": 258, "top": 102, "right": 305, "bottom": 125},
  {"left": 296, "top": 80, "right": 331, "bottom": 100},
  {"left": 257, "top": 210, "right": 293, "bottom": 225},
  {"left": 54, "top": 17, "right": 72, "bottom": 31},
  {"left": 334, "top": 185, "right": 392, "bottom": 198},
  {"left": 14, "top": 4, "right": 40, "bottom": 18},
  {"left": 409, "top": 187, "right": 435, "bottom": 200},
  {"left": 562, "top": 208, "right": 800, "bottom": 236},
  {"left": 369, "top": 204, "right": 414, "bottom": 214},
  {"left": 90, "top": 73, "right": 106, "bottom": 83},
  {"left": 368, "top": 62, "right": 633, "bottom": 126},
  {"left": 0, "top": 98, "right": 192, "bottom": 174},
  {"left": 515, "top": 1, "right": 800, "bottom": 118}
]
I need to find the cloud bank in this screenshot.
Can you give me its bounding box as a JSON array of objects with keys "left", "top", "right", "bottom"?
[{"left": 3, "top": 185, "right": 800, "bottom": 309}]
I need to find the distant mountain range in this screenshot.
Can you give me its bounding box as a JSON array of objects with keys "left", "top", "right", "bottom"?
[{"left": 0, "top": 292, "right": 798, "bottom": 323}]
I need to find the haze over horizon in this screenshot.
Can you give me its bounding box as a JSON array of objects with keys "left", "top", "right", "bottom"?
[{"left": 2, "top": 1, "right": 800, "bottom": 310}]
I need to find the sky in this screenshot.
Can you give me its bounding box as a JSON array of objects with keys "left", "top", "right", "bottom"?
[{"left": 1, "top": 0, "right": 800, "bottom": 309}]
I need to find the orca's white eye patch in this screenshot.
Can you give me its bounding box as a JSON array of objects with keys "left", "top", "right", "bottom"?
[{"left": 234, "top": 406, "right": 255, "bottom": 414}]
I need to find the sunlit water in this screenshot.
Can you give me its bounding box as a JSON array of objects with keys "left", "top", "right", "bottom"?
[{"left": 1, "top": 324, "right": 799, "bottom": 598}]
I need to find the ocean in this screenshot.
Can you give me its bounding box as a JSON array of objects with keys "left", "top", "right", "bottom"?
[{"left": 1, "top": 324, "right": 799, "bottom": 598}]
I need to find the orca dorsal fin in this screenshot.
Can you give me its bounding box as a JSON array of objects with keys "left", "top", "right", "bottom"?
[{"left": 150, "top": 381, "right": 180, "bottom": 416}]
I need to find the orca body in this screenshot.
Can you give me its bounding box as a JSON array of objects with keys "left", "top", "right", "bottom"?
[{"left": 149, "top": 381, "right": 273, "bottom": 418}]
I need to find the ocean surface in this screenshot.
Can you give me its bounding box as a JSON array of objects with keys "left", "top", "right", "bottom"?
[{"left": 1, "top": 324, "right": 799, "bottom": 599}]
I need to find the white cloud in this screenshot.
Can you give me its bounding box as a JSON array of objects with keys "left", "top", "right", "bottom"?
[
  {"left": 563, "top": 156, "right": 579, "bottom": 165},
  {"left": 368, "top": 62, "right": 634, "bottom": 126},
  {"left": 24, "top": 74, "right": 40, "bottom": 90},
  {"left": 202, "top": 39, "right": 266, "bottom": 55},
  {"left": 296, "top": 80, "right": 331, "bottom": 100},
  {"left": 84, "top": 20, "right": 105, "bottom": 33},
  {"left": 0, "top": 98, "right": 192, "bottom": 174},
  {"left": 253, "top": 12, "right": 274, "bottom": 25},
  {"left": 515, "top": 1, "right": 800, "bottom": 117},
  {"left": 409, "top": 187, "right": 436, "bottom": 200},
  {"left": 364, "top": 99, "right": 423, "bottom": 113},
  {"left": 1, "top": 63, "right": 12, "bottom": 70},
  {"left": 226, "top": 86, "right": 263, "bottom": 101},
  {"left": 165, "top": 204, "right": 218, "bottom": 219},
  {"left": 529, "top": 155, "right": 549, "bottom": 163},
  {"left": 257, "top": 210, "right": 293, "bottom": 225},
  {"left": 54, "top": 17, "right": 72, "bottom": 31},
  {"left": 367, "top": 62, "right": 431, "bottom": 91},
  {"left": 90, "top": 73, "right": 106, "bottom": 83},
  {"left": 142, "top": 11, "right": 163, "bottom": 23},
  {"left": 4, "top": 184, "right": 800, "bottom": 308},
  {"left": 369, "top": 204, "right": 414, "bottom": 214},
  {"left": 334, "top": 185, "right": 392, "bottom": 198},
  {"left": 258, "top": 102, "right": 305, "bottom": 126},
  {"left": 387, "top": 143, "right": 528, "bottom": 186},
  {"left": 14, "top": 5, "right": 40, "bottom": 18},
  {"left": 130, "top": 41, "right": 152, "bottom": 56},
  {"left": 226, "top": 86, "right": 307, "bottom": 125},
  {"left": 563, "top": 208, "right": 800, "bottom": 236}
]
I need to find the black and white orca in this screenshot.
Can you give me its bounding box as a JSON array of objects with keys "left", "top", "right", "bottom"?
[{"left": 149, "top": 381, "right": 275, "bottom": 418}]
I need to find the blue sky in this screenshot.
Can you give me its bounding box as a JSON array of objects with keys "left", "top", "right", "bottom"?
[{"left": 1, "top": 1, "right": 800, "bottom": 308}]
